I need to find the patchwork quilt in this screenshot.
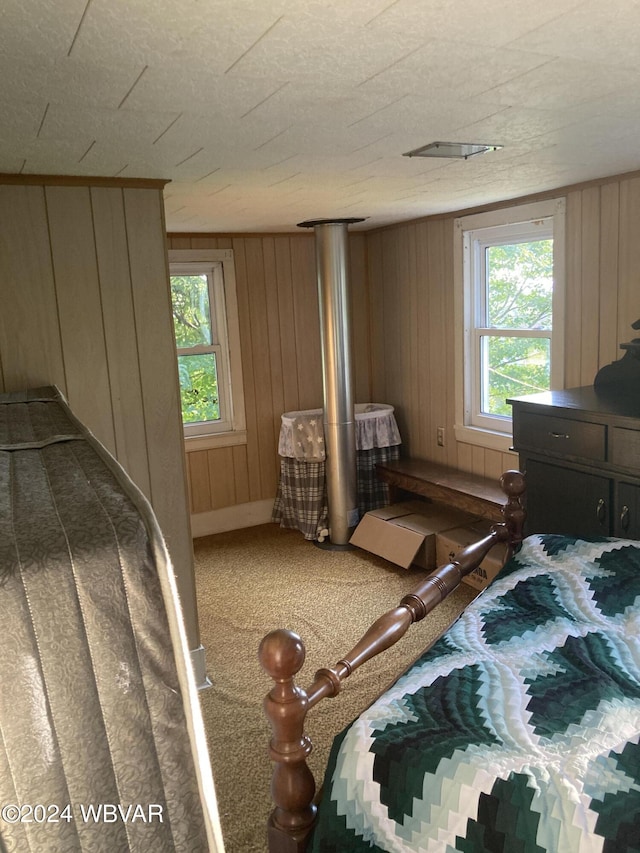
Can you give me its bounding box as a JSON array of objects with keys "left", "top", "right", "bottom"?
[{"left": 311, "top": 535, "right": 640, "bottom": 853}]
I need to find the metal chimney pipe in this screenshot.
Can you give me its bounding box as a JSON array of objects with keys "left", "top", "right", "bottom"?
[{"left": 298, "top": 217, "right": 365, "bottom": 545}]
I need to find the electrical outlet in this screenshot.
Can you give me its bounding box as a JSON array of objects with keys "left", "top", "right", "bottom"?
[{"left": 437, "top": 426, "right": 445, "bottom": 447}]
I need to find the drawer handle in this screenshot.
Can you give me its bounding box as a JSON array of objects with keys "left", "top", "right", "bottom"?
[
  {"left": 548, "top": 431, "right": 570, "bottom": 439},
  {"left": 596, "top": 498, "right": 606, "bottom": 525},
  {"left": 620, "top": 504, "right": 630, "bottom": 532}
]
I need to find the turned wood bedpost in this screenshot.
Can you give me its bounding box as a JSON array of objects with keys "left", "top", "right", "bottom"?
[
  {"left": 500, "top": 469, "right": 526, "bottom": 553},
  {"left": 259, "top": 629, "right": 317, "bottom": 853},
  {"left": 259, "top": 470, "right": 525, "bottom": 853}
]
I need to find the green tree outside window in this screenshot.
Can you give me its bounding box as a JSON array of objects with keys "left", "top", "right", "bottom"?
[
  {"left": 170, "top": 275, "right": 220, "bottom": 424},
  {"left": 482, "top": 240, "right": 553, "bottom": 416}
]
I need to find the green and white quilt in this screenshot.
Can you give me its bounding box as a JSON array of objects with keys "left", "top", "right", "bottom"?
[{"left": 311, "top": 535, "right": 640, "bottom": 852}]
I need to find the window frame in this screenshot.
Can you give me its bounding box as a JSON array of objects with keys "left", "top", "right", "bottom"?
[
  {"left": 168, "top": 249, "right": 246, "bottom": 449},
  {"left": 454, "top": 199, "right": 566, "bottom": 452}
]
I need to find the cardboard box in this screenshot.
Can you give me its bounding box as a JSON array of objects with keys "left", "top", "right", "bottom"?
[
  {"left": 435, "top": 521, "right": 509, "bottom": 591},
  {"left": 350, "top": 501, "right": 478, "bottom": 570}
]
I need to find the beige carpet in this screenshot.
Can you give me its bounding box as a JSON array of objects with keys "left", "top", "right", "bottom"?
[{"left": 194, "top": 523, "right": 476, "bottom": 853}]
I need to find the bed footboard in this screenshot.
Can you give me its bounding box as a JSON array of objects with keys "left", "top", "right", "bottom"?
[{"left": 258, "top": 470, "right": 525, "bottom": 853}]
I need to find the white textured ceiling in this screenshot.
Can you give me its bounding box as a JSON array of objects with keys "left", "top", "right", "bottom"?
[{"left": 3, "top": 0, "right": 640, "bottom": 232}]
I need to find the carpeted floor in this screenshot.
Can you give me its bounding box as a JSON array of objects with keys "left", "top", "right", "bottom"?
[{"left": 194, "top": 523, "right": 476, "bottom": 853}]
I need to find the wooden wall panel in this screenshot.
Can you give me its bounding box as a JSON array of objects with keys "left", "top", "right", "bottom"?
[
  {"left": 442, "top": 219, "right": 458, "bottom": 469},
  {"left": 245, "top": 237, "right": 278, "bottom": 498},
  {"left": 404, "top": 224, "right": 420, "bottom": 458},
  {"left": 189, "top": 450, "right": 212, "bottom": 514},
  {"left": 209, "top": 446, "right": 236, "bottom": 510},
  {"left": 367, "top": 232, "right": 385, "bottom": 403},
  {"left": 381, "top": 231, "right": 402, "bottom": 417},
  {"left": 393, "top": 225, "right": 410, "bottom": 438},
  {"left": 274, "top": 237, "right": 300, "bottom": 414},
  {"left": 46, "top": 186, "right": 116, "bottom": 452},
  {"left": 484, "top": 449, "right": 507, "bottom": 483},
  {"left": 456, "top": 442, "right": 473, "bottom": 473},
  {"left": 426, "top": 220, "right": 448, "bottom": 465},
  {"left": 564, "top": 190, "right": 583, "bottom": 389},
  {"left": 231, "top": 236, "right": 261, "bottom": 503},
  {"left": 415, "top": 221, "right": 431, "bottom": 459},
  {"left": 121, "top": 188, "right": 199, "bottom": 643},
  {"left": 91, "top": 187, "right": 151, "bottom": 496},
  {"left": 579, "top": 187, "right": 601, "bottom": 385},
  {"left": 0, "top": 185, "right": 66, "bottom": 393},
  {"left": 232, "top": 444, "right": 250, "bottom": 505},
  {"left": 123, "top": 191, "right": 188, "bottom": 515},
  {"left": 290, "top": 237, "right": 322, "bottom": 409},
  {"left": 599, "top": 182, "right": 620, "bottom": 368},
  {"left": 0, "top": 179, "right": 199, "bottom": 651},
  {"left": 263, "top": 237, "right": 286, "bottom": 446},
  {"left": 349, "top": 233, "right": 371, "bottom": 403},
  {"left": 618, "top": 177, "right": 640, "bottom": 344}
]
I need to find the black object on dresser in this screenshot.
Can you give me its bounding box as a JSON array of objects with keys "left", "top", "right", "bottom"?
[{"left": 509, "top": 385, "right": 640, "bottom": 538}]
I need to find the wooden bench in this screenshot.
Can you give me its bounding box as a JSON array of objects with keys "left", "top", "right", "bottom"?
[{"left": 375, "top": 458, "right": 507, "bottom": 523}]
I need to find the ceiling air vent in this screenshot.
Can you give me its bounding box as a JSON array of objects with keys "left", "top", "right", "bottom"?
[{"left": 402, "top": 141, "right": 502, "bottom": 160}]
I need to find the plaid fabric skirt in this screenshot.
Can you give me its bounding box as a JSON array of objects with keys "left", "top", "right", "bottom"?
[{"left": 272, "top": 445, "right": 400, "bottom": 541}]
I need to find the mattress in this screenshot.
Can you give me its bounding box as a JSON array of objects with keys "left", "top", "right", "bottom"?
[
  {"left": 0, "top": 387, "right": 219, "bottom": 852},
  {"left": 311, "top": 535, "right": 640, "bottom": 852}
]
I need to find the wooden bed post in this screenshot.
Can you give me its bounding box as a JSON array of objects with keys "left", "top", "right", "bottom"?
[
  {"left": 500, "top": 469, "right": 526, "bottom": 554},
  {"left": 259, "top": 470, "right": 525, "bottom": 853},
  {"left": 258, "top": 629, "right": 317, "bottom": 853}
]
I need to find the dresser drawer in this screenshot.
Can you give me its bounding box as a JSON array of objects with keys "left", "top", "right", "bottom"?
[
  {"left": 611, "top": 427, "right": 640, "bottom": 473},
  {"left": 514, "top": 411, "right": 606, "bottom": 461}
]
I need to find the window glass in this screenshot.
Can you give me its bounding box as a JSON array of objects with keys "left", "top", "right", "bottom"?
[
  {"left": 480, "top": 336, "right": 551, "bottom": 417},
  {"left": 171, "top": 274, "right": 213, "bottom": 347},
  {"left": 478, "top": 237, "right": 554, "bottom": 420},
  {"left": 170, "top": 271, "right": 222, "bottom": 429},
  {"left": 485, "top": 240, "right": 553, "bottom": 330},
  {"left": 177, "top": 352, "right": 220, "bottom": 424}
]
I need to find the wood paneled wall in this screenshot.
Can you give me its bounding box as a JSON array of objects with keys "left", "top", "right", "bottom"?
[
  {"left": 366, "top": 173, "right": 640, "bottom": 481},
  {"left": 0, "top": 179, "right": 200, "bottom": 649},
  {"left": 166, "top": 232, "right": 370, "bottom": 518}
]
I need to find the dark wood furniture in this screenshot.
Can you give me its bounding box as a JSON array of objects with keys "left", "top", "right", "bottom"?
[
  {"left": 509, "top": 384, "right": 640, "bottom": 538},
  {"left": 375, "top": 458, "right": 505, "bottom": 522},
  {"left": 259, "top": 471, "right": 526, "bottom": 853}
]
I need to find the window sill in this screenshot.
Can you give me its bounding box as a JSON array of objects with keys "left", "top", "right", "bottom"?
[
  {"left": 184, "top": 430, "right": 247, "bottom": 452},
  {"left": 454, "top": 424, "right": 514, "bottom": 454}
]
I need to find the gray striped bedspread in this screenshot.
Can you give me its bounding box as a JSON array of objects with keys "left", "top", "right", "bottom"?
[{"left": 0, "top": 387, "right": 216, "bottom": 852}]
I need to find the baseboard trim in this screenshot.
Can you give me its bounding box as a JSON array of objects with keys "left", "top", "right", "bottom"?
[{"left": 191, "top": 498, "right": 275, "bottom": 538}]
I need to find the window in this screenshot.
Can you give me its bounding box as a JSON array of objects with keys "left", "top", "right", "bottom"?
[
  {"left": 454, "top": 199, "right": 565, "bottom": 451},
  {"left": 168, "top": 249, "right": 246, "bottom": 448}
]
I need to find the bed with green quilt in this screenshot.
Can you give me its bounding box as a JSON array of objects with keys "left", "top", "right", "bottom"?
[{"left": 309, "top": 534, "right": 640, "bottom": 853}]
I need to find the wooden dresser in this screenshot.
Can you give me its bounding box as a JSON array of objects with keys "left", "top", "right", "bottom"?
[{"left": 509, "top": 385, "right": 640, "bottom": 538}]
